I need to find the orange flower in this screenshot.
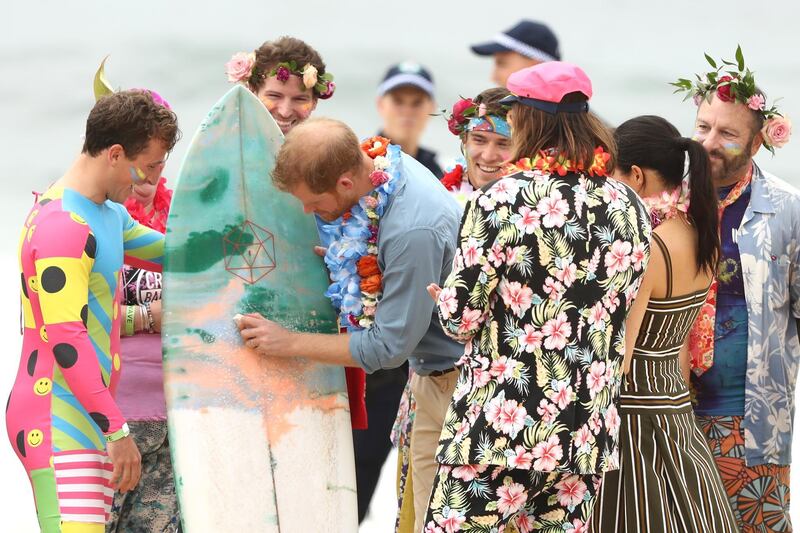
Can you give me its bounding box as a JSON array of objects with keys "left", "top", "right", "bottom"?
[
  {"left": 360, "top": 274, "right": 382, "bottom": 293},
  {"left": 357, "top": 255, "right": 381, "bottom": 277},
  {"left": 360, "top": 136, "right": 391, "bottom": 158}
]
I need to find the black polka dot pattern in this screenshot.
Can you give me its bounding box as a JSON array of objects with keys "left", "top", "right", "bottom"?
[
  {"left": 89, "top": 412, "right": 110, "bottom": 433},
  {"left": 26, "top": 350, "right": 38, "bottom": 377},
  {"left": 41, "top": 266, "right": 66, "bottom": 293},
  {"left": 84, "top": 234, "right": 97, "bottom": 259},
  {"left": 16, "top": 430, "right": 25, "bottom": 457},
  {"left": 81, "top": 305, "right": 88, "bottom": 327},
  {"left": 53, "top": 343, "right": 78, "bottom": 368},
  {"left": 21, "top": 272, "right": 28, "bottom": 299}
]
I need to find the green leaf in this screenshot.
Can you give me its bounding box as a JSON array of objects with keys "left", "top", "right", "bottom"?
[
  {"left": 704, "top": 53, "right": 717, "bottom": 69},
  {"left": 735, "top": 45, "right": 745, "bottom": 71}
]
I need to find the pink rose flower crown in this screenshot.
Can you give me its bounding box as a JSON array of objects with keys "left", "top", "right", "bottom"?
[
  {"left": 671, "top": 45, "right": 791, "bottom": 153},
  {"left": 224, "top": 52, "right": 335, "bottom": 100}
]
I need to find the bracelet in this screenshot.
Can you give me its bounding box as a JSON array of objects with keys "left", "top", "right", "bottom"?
[
  {"left": 124, "top": 306, "right": 136, "bottom": 337},
  {"left": 143, "top": 302, "right": 155, "bottom": 333},
  {"left": 137, "top": 305, "right": 147, "bottom": 333},
  {"left": 105, "top": 422, "right": 130, "bottom": 442}
]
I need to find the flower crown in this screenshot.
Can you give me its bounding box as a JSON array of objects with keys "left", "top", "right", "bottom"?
[
  {"left": 671, "top": 46, "right": 791, "bottom": 152},
  {"left": 225, "top": 53, "right": 336, "bottom": 99},
  {"left": 445, "top": 97, "right": 510, "bottom": 137}
]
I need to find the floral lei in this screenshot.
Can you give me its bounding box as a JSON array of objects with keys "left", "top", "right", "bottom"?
[
  {"left": 123, "top": 177, "right": 172, "bottom": 233},
  {"left": 225, "top": 53, "right": 335, "bottom": 99},
  {"left": 671, "top": 45, "right": 791, "bottom": 152},
  {"left": 642, "top": 177, "right": 691, "bottom": 228},
  {"left": 318, "top": 136, "right": 399, "bottom": 331},
  {"left": 505, "top": 146, "right": 610, "bottom": 177}
]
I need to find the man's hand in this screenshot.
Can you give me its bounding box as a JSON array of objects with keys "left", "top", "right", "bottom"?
[
  {"left": 314, "top": 246, "right": 327, "bottom": 257},
  {"left": 150, "top": 300, "right": 162, "bottom": 333},
  {"left": 107, "top": 435, "right": 141, "bottom": 493},
  {"left": 237, "top": 313, "right": 295, "bottom": 358}
]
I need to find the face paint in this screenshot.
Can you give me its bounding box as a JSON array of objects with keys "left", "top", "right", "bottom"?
[
  {"left": 723, "top": 142, "right": 744, "bottom": 156},
  {"left": 129, "top": 166, "right": 146, "bottom": 184},
  {"left": 261, "top": 97, "right": 277, "bottom": 112}
]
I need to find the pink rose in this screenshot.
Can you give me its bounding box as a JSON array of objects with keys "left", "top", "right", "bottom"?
[
  {"left": 318, "top": 81, "right": 336, "bottom": 99},
  {"left": 225, "top": 52, "right": 255, "bottom": 83},
  {"left": 692, "top": 93, "right": 703, "bottom": 107},
  {"left": 301, "top": 64, "right": 318, "bottom": 89},
  {"left": 762, "top": 116, "right": 792, "bottom": 149},
  {"left": 747, "top": 94, "right": 766, "bottom": 111}
]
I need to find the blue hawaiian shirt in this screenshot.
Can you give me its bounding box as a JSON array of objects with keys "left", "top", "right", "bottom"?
[{"left": 736, "top": 163, "right": 800, "bottom": 466}]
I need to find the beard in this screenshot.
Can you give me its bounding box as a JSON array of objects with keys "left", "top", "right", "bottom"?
[{"left": 707, "top": 137, "right": 754, "bottom": 185}]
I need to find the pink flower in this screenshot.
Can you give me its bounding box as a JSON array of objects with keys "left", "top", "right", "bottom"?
[
  {"left": 499, "top": 280, "right": 534, "bottom": 317},
  {"left": 438, "top": 508, "right": 466, "bottom": 533},
  {"left": 556, "top": 263, "right": 577, "bottom": 287},
  {"left": 485, "top": 396, "right": 528, "bottom": 437},
  {"left": 496, "top": 482, "right": 528, "bottom": 517},
  {"left": 748, "top": 94, "right": 766, "bottom": 111},
  {"left": 587, "top": 302, "right": 607, "bottom": 329},
  {"left": 549, "top": 382, "right": 573, "bottom": 409},
  {"left": 518, "top": 324, "right": 543, "bottom": 353},
  {"left": 515, "top": 205, "right": 540, "bottom": 234},
  {"left": 555, "top": 474, "right": 588, "bottom": 508},
  {"left": 572, "top": 519, "right": 589, "bottom": 533},
  {"left": 458, "top": 307, "right": 484, "bottom": 334},
  {"left": 507, "top": 445, "right": 534, "bottom": 469},
  {"left": 490, "top": 356, "right": 516, "bottom": 383},
  {"left": 586, "top": 361, "right": 607, "bottom": 398},
  {"left": 424, "top": 522, "right": 445, "bottom": 533},
  {"left": 536, "top": 190, "right": 570, "bottom": 228},
  {"left": 363, "top": 196, "right": 379, "bottom": 209},
  {"left": 762, "top": 116, "right": 792, "bottom": 149},
  {"left": 574, "top": 425, "right": 594, "bottom": 448},
  {"left": 462, "top": 237, "right": 484, "bottom": 267},
  {"left": 604, "top": 240, "right": 632, "bottom": 276},
  {"left": 532, "top": 435, "right": 563, "bottom": 471},
  {"left": 515, "top": 513, "right": 535, "bottom": 533},
  {"left": 488, "top": 178, "right": 519, "bottom": 203},
  {"left": 318, "top": 81, "right": 336, "bottom": 99},
  {"left": 488, "top": 243, "right": 507, "bottom": 267},
  {"left": 543, "top": 277, "right": 564, "bottom": 302},
  {"left": 275, "top": 65, "right": 291, "bottom": 83},
  {"left": 438, "top": 287, "right": 458, "bottom": 320},
  {"left": 369, "top": 170, "right": 390, "bottom": 186},
  {"left": 473, "top": 367, "right": 492, "bottom": 388},
  {"left": 631, "top": 242, "right": 647, "bottom": 271},
  {"left": 542, "top": 312, "right": 572, "bottom": 351},
  {"left": 225, "top": 52, "right": 255, "bottom": 83},
  {"left": 363, "top": 305, "right": 376, "bottom": 317},
  {"left": 588, "top": 411, "right": 602, "bottom": 434},
  {"left": 451, "top": 463, "right": 487, "bottom": 482},
  {"left": 301, "top": 64, "right": 318, "bottom": 89},
  {"left": 537, "top": 399, "right": 559, "bottom": 424},
  {"left": 606, "top": 404, "right": 621, "bottom": 438}
]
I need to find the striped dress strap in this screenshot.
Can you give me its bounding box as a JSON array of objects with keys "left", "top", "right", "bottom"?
[{"left": 651, "top": 232, "right": 673, "bottom": 298}]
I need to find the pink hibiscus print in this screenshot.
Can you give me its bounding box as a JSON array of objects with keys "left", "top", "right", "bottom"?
[
  {"left": 490, "top": 356, "right": 518, "bottom": 383},
  {"left": 604, "top": 240, "right": 632, "bottom": 276},
  {"left": 537, "top": 190, "right": 570, "bottom": 228},
  {"left": 586, "top": 361, "right": 607, "bottom": 398},
  {"left": 438, "top": 286, "right": 458, "bottom": 320},
  {"left": 574, "top": 424, "right": 594, "bottom": 449},
  {"left": 554, "top": 474, "right": 588, "bottom": 508},
  {"left": 487, "top": 243, "right": 507, "bottom": 267},
  {"left": 507, "top": 445, "right": 534, "bottom": 469},
  {"left": 488, "top": 178, "right": 520, "bottom": 203},
  {"left": 518, "top": 324, "right": 543, "bottom": 353},
  {"left": 458, "top": 307, "right": 484, "bottom": 334},
  {"left": 499, "top": 280, "right": 534, "bottom": 317},
  {"left": 438, "top": 508, "right": 466, "bottom": 533},
  {"left": 631, "top": 241, "right": 647, "bottom": 271},
  {"left": 543, "top": 277, "right": 564, "bottom": 302},
  {"left": 424, "top": 522, "right": 445, "bottom": 533},
  {"left": 537, "top": 399, "right": 559, "bottom": 424},
  {"left": 462, "top": 237, "right": 484, "bottom": 267},
  {"left": 515, "top": 512, "right": 535, "bottom": 533},
  {"left": 549, "top": 381, "right": 573, "bottom": 409},
  {"left": 473, "top": 367, "right": 492, "bottom": 388},
  {"left": 485, "top": 396, "right": 528, "bottom": 438},
  {"left": 571, "top": 518, "right": 589, "bottom": 533},
  {"left": 542, "top": 312, "right": 572, "bottom": 351},
  {"left": 556, "top": 262, "right": 578, "bottom": 287},
  {"left": 496, "top": 482, "right": 528, "bottom": 517},
  {"left": 451, "top": 464, "right": 488, "bottom": 482},
  {"left": 532, "top": 435, "right": 563, "bottom": 471},
  {"left": 606, "top": 403, "right": 621, "bottom": 438},
  {"left": 587, "top": 301, "right": 608, "bottom": 329},
  {"left": 515, "top": 205, "right": 541, "bottom": 234}
]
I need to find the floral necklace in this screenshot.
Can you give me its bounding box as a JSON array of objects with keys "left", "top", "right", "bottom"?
[
  {"left": 440, "top": 159, "right": 475, "bottom": 207},
  {"left": 123, "top": 177, "right": 172, "bottom": 232},
  {"left": 642, "top": 176, "right": 691, "bottom": 228},
  {"left": 505, "top": 146, "right": 610, "bottom": 177},
  {"left": 318, "top": 136, "right": 399, "bottom": 331}
]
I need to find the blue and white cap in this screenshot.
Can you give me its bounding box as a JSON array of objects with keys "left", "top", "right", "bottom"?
[
  {"left": 471, "top": 20, "right": 561, "bottom": 63},
  {"left": 377, "top": 62, "right": 435, "bottom": 98}
]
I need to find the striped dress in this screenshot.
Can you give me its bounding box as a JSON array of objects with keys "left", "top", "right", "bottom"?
[{"left": 590, "top": 233, "right": 738, "bottom": 532}]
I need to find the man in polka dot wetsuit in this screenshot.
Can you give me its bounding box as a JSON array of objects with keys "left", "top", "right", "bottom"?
[{"left": 6, "top": 90, "right": 179, "bottom": 533}]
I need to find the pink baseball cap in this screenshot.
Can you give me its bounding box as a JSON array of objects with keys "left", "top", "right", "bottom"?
[{"left": 500, "top": 61, "right": 592, "bottom": 114}]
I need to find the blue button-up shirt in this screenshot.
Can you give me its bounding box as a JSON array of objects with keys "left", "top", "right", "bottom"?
[
  {"left": 737, "top": 163, "right": 800, "bottom": 466},
  {"left": 348, "top": 153, "right": 464, "bottom": 375}
]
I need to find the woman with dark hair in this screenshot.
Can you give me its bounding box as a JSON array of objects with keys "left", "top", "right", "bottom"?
[
  {"left": 590, "top": 116, "right": 737, "bottom": 532},
  {"left": 423, "top": 63, "right": 651, "bottom": 531}
]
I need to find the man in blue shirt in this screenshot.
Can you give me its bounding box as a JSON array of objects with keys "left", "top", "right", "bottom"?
[
  {"left": 676, "top": 50, "right": 800, "bottom": 532},
  {"left": 238, "top": 117, "right": 464, "bottom": 526}
]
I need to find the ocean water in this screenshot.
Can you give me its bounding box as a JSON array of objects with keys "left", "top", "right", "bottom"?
[{"left": 1, "top": 1, "right": 799, "bottom": 530}]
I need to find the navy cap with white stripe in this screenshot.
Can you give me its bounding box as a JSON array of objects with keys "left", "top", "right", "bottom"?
[
  {"left": 471, "top": 20, "right": 561, "bottom": 63},
  {"left": 377, "top": 62, "right": 435, "bottom": 98}
]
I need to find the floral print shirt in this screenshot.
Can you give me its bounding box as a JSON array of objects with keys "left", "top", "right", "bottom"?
[
  {"left": 435, "top": 167, "right": 651, "bottom": 474},
  {"left": 729, "top": 164, "right": 800, "bottom": 466}
]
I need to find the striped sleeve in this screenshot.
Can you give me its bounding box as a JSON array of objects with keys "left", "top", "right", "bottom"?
[{"left": 118, "top": 206, "right": 164, "bottom": 272}]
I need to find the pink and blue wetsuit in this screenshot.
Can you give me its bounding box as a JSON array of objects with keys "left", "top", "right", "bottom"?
[{"left": 6, "top": 185, "right": 163, "bottom": 532}]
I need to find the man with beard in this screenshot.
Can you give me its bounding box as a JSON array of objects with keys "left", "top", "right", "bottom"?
[{"left": 674, "top": 48, "right": 798, "bottom": 532}]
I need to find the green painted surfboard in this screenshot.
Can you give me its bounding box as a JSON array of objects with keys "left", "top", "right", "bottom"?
[{"left": 162, "top": 84, "right": 357, "bottom": 532}]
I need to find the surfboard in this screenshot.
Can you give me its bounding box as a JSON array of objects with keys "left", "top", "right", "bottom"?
[{"left": 162, "top": 84, "right": 357, "bottom": 532}]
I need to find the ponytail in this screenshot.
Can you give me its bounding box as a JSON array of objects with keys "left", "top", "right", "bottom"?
[{"left": 682, "top": 137, "right": 719, "bottom": 273}]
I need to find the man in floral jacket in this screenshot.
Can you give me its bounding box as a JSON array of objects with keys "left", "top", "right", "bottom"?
[{"left": 674, "top": 48, "right": 799, "bottom": 532}]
